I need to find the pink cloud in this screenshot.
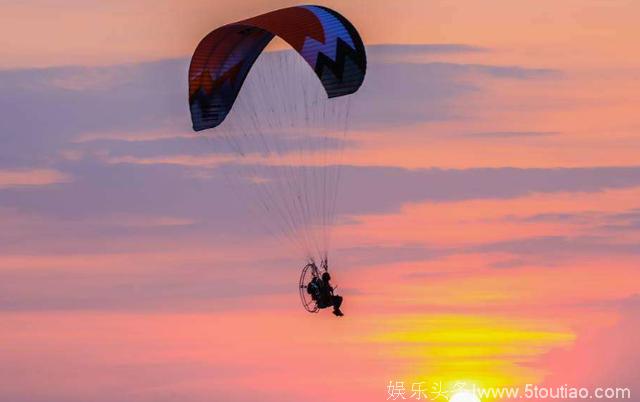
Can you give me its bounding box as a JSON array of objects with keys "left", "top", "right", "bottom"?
[{"left": 0, "top": 169, "right": 72, "bottom": 188}]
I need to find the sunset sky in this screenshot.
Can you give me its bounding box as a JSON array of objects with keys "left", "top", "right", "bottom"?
[{"left": 1, "top": 1, "right": 640, "bottom": 401}]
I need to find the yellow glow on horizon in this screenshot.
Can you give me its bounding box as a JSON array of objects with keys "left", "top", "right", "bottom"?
[{"left": 370, "top": 314, "right": 575, "bottom": 394}]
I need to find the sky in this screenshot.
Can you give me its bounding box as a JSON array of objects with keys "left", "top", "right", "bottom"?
[{"left": 1, "top": 1, "right": 640, "bottom": 401}]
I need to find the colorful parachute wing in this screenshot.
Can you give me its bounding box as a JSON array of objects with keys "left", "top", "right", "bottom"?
[{"left": 188, "top": 5, "right": 367, "bottom": 131}]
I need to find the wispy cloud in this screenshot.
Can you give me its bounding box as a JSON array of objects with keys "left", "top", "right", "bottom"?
[
  {"left": 368, "top": 43, "right": 487, "bottom": 55},
  {"left": 460, "top": 131, "right": 559, "bottom": 139},
  {"left": 367, "top": 43, "right": 487, "bottom": 63},
  {"left": 104, "top": 153, "right": 238, "bottom": 168},
  {"left": 74, "top": 129, "right": 191, "bottom": 143},
  {"left": 470, "top": 235, "right": 640, "bottom": 266},
  {"left": 0, "top": 169, "right": 71, "bottom": 189},
  {"left": 459, "top": 63, "right": 560, "bottom": 79},
  {"left": 500, "top": 208, "right": 640, "bottom": 232}
]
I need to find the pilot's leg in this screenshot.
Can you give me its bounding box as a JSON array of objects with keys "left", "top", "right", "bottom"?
[{"left": 333, "top": 295, "right": 343, "bottom": 309}]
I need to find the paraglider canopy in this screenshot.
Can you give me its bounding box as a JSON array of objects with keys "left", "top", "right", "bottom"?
[{"left": 188, "top": 5, "right": 367, "bottom": 131}]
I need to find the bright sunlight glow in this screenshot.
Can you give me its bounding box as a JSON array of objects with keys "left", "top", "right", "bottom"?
[{"left": 449, "top": 390, "right": 481, "bottom": 402}]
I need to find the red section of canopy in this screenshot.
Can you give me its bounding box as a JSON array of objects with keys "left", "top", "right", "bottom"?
[{"left": 241, "top": 7, "right": 325, "bottom": 51}]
